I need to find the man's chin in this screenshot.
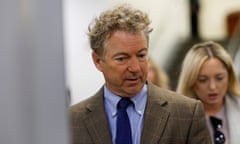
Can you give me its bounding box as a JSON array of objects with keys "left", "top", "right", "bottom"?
[{"left": 124, "top": 87, "right": 143, "bottom": 96}]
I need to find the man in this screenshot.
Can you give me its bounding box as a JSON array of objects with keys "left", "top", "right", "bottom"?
[{"left": 70, "top": 4, "right": 211, "bottom": 144}]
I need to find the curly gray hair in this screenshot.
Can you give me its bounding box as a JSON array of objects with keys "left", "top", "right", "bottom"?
[{"left": 88, "top": 4, "right": 153, "bottom": 57}]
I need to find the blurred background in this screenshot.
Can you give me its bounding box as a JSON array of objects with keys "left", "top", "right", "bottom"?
[
  {"left": 1, "top": 0, "right": 240, "bottom": 143},
  {"left": 64, "top": 0, "right": 240, "bottom": 105}
]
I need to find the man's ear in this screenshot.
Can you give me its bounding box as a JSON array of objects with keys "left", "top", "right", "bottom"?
[{"left": 92, "top": 51, "right": 103, "bottom": 72}]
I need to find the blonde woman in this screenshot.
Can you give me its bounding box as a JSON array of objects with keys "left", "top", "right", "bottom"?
[{"left": 177, "top": 41, "right": 240, "bottom": 144}]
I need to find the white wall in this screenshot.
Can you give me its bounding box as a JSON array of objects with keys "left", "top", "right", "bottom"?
[
  {"left": 200, "top": 0, "right": 240, "bottom": 40},
  {"left": 63, "top": 0, "right": 107, "bottom": 105}
]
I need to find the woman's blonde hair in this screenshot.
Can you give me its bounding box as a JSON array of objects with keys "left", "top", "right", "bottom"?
[
  {"left": 148, "top": 58, "right": 169, "bottom": 89},
  {"left": 176, "top": 41, "right": 240, "bottom": 97}
]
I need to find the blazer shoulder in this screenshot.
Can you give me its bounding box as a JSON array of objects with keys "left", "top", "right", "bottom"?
[
  {"left": 69, "top": 94, "right": 105, "bottom": 127},
  {"left": 149, "top": 83, "right": 199, "bottom": 105},
  {"left": 70, "top": 95, "right": 101, "bottom": 113},
  {"left": 70, "top": 86, "right": 104, "bottom": 113},
  {"left": 149, "top": 84, "right": 203, "bottom": 115},
  {"left": 70, "top": 100, "right": 86, "bottom": 113},
  {"left": 69, "top": 97, "right": 93, "bottom": 123},
  {"left": 227, "top": 93, "right": 240, "bottom": 106}
]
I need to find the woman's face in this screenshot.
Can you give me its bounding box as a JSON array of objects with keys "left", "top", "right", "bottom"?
[{"left": 193, "top": 58, "right": 229, "bottom": 107}]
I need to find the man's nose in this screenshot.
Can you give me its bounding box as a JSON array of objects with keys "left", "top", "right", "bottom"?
[{"left": 127, "top": 58, "right": 141, "bottom": 72}]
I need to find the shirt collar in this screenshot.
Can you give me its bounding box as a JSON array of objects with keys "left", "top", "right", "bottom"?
[{"left": 104, "top": 84, "right": 148, "bottom": 117}]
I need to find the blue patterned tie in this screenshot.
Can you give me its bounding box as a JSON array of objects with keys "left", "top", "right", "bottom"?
[{"left": 116, "top": 98, "right": 132, "bottom": 144}]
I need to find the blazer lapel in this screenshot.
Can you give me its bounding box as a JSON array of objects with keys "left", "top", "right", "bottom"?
[
  {"left": 83, "top": 88, "right": 112, "bottom": 144},
  {"left": 226, "top": 94, "right": 240, "bottom": 144},
  {"left": 141, "top": 83, "right": 170, "bottom": 144}
]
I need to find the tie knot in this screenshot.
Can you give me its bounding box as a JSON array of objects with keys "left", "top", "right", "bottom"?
[{"left": 117, "top": 98, "right": 132, "bottom": 110}]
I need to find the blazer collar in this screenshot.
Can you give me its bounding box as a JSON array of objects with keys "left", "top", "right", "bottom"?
[
  {"left": 83, "top": 87, "right": 112, "bottom": 144},
  {"left": 83, "top": 83, "right": 170, "bottom": 144},
  {"left": 225, "top": 94, "right": 240, "bottom": 144},
  {"left": 141, "top": 83, "right": 170, "bottom": 144}
]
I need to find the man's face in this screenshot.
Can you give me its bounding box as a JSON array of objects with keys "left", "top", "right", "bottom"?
[{"left": 92, "top": 30, "right": 149, "bottom": 97}]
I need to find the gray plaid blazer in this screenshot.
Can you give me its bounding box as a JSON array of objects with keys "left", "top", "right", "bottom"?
[{"left": 70, "top": 82, "right": 211, "bottom": 144}]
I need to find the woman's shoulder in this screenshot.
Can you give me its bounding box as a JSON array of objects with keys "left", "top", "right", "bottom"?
[{"left": 226, "top": 93, "right": 240, "bottom": 108}]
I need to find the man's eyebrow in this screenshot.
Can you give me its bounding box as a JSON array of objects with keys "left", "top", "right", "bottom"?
[
  {"left": 111, "top": 48, "right": 148, "bottom": 58},
  {"left": 112, "top": 52, "right": 129, "bottom": 58},
  {"left": 138, "top": 48, "right": 148, "bottom": 52}
]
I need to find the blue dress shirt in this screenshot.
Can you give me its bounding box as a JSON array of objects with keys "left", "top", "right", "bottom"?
[{"left": 104, "top": 84, "right": 148, "bottom": 144}]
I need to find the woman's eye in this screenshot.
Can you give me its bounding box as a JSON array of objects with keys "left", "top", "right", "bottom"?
[
  {"left": 216, "top": 76, "right": 224, "bottom": 81},
  {"left": 116, "top": 57, "right": 124, "bottom": 61},
  {"left": 198, "top": 79, "right": 207, "bottom": 83}
]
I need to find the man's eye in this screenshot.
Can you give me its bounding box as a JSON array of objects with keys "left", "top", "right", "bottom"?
[
  {"left": 115, "top": 57, "right": 126, "bottom": 61},
  {"left": 138, "top": 54, "right": 147, "bottom": 60},
  {"left": 139, "top": 54, "right": 145, "bottom": 58}
]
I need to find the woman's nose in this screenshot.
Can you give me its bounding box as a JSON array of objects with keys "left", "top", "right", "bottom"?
[{"left": 209, "top": 80, "right": 217, "bottom": 90}]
